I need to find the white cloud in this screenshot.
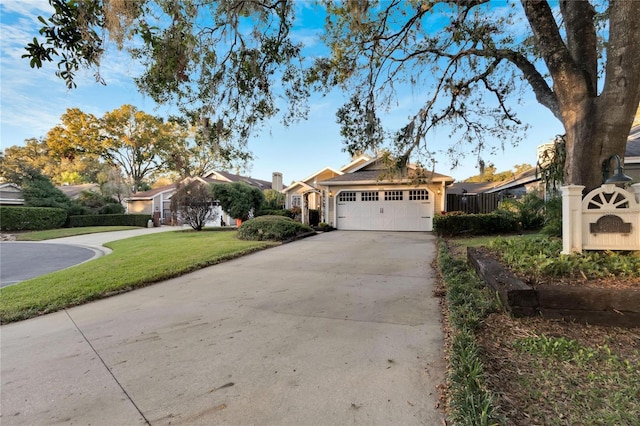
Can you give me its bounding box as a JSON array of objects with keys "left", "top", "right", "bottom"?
[{"left": 0, "top": 0, "right": 52, "bottom": 17}]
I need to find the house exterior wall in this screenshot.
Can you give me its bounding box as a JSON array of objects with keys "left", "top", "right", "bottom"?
[
  {"left": 127, "top": 200, "right": 153, "bottom": 215},
  {"left": 0, "top": 187, "right": 24, "bottom": 205}
]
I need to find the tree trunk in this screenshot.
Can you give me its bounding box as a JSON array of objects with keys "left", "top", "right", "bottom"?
[{"left": 524, "top": 1, "right": 640, "bottom": 192}]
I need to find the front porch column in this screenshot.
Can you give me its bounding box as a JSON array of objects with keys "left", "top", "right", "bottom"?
[{"left": 561, "top": 185, "right": 585, "bottom": 254}]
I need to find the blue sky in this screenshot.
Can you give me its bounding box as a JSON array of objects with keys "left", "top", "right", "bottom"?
[{"left": 0, "top": 0, "right": 565, "bottom": 184}]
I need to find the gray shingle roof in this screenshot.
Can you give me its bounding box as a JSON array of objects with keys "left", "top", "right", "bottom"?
[{"left": 321, "top": 169, "right": 454, "bottom": 184}]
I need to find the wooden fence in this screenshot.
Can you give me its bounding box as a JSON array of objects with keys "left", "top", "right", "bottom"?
[{"left": 446, "top": 193, "right": 501, "bottom": 214}]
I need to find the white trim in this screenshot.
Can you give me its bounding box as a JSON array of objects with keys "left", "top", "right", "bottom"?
[
  {"left": 299, "top": 167, "right": 343, "bottom": 185},
  {"left": 339, "top": 155, "right": 372, "bottom": 173},
  {"left": 282, "top": 181, "right": 315, "bottom": 194}
]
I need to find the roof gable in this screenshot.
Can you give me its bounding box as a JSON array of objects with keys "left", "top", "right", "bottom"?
[
  {"left": 300, "top": 167, "right": 342, "bottom": 185},
  {"left": 340, "top": 155, "right": 375, "bottom": 173},
  {"left": 204, "top": 170, "right": 272, "bottom": 190},
  {"left": 282, "top": 181, "right": 314, "bottom": 193}
]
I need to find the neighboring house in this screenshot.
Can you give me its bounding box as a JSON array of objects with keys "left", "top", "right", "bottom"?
[
  {"left": 57, "top": 183, "right": 100, "bottom": 199},
  {"left": 311, "top": 156, "right": 454, "bottom": 231},
  {"left": 126, "top": 171, "right": 282, "bottom": 226},
  {"left": 0, "top": 183, "right": 24, "bottom": 206},
  {"left": 625, "top": 124, "right": 640, "bottom": 181}
]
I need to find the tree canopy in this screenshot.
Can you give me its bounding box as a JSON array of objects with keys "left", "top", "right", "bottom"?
[{"left": 24, "top": 1, "right": 640, "bottom": 191}]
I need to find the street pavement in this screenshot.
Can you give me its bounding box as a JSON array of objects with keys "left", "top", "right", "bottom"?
[{"left": 0, "top": 230, "right": 445, "bottom": 425}]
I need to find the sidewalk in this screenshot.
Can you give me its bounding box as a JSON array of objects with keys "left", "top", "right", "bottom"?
[{"left": 48, "top": 225, "right": 181, "bottom": 254}]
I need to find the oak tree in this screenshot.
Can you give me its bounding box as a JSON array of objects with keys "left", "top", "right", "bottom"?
[
  {"left": 316, "top": 0, "right": 640, "bottom": 191},
  {"left": 24, "top": 1, "right": 640, "bottom": 191},
  {"left": 99, "top": 104, "right": 187, "bottom": 192}
]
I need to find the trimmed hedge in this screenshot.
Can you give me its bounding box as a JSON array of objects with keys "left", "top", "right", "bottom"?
[
  {"left": 255, "top": 209, "right": 291, "bottom": 217},
  {"left": 237, "top": 215, "right": 314, "bottom": 241},
  {"left": 433, "top": 212, "right": 519, "bottom": 237},
  {"left": 0, "top": 206, "right": 67, "bottom": 231},
  {"left": 67, "top": 214, "right": 150, "bottom": 228}
]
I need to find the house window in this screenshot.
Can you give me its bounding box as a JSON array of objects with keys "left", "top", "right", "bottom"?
[
  {"left": 409, "top": 190, "right": 429, "bottom": 200},
  {"left": 384, "top": 190, "right": 404, "bottom": 201},
  {"left": 292, "top": 195, "right": 302, "bottom": 207},
  {"left": 338, "top": 191, "right": 356, "bottom": 202},
  {"left": 361, "top": 191, "right": 379, "bottom": 201}
]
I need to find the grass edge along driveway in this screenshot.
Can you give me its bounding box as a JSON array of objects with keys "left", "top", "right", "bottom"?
[{"left": 0, "top": 231, "right": 277, "bottom": 324}]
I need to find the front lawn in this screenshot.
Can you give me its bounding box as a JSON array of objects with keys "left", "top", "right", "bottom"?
[{"left": 0, "top": 230, "right": 277, "bottom": 323}]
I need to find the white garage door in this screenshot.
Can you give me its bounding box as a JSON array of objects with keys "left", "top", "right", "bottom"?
[{"left": 336, "top": 189, "right": 434, "bottom": 231}]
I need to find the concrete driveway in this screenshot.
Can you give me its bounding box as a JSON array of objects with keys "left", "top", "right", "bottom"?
[{"left": 1, "top": 231, "right": 445, "bottom": 425}]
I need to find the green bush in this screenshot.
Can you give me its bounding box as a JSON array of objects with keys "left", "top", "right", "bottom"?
[
  {"left": 496, "top": 192, "right": 545, "bottom": 230},
  {"left": 76, "top": 191, "right": 125, "bottom": 215},
  {"left": 237, "top": 215, "right": 314, "bottom": 241},
  {"left": 541, "top": 196, "right": 562, "bottom": 237},
  {"left": 0, "top": 206, "right": 67, "bottom": 231},
  {"left": 67, "top": 214, "right": 150, "bottom": 228},
  {"left": 255, "top": 209, "right": 289, "bottom": 217},
  {"left": 433, "top": 212, "right": 519, "bottom": 236}
]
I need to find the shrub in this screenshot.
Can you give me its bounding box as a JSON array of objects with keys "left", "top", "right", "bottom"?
[
  {"left": 76, "top": 191, "right": 125, "bottom": 215},
  {"left": 0, "top": 206, "right": 67, "bottom": 231},
  {"left": 170, "top": 180, "right": 216, "bottom": 231},
  {"left": 211, "top": 182, "right": 264, "bottom": 221},
  {"left": 433, "top": 212, "right": 519, "bottom": 236},
  {"left": 237, "top": 215, "right": 314, "bottom": 241},
  {"left": 496, "top": 192, "right": 545, "bottom": 230},
  {"left": 541, "top": 196, "right": 562, "bottom": 237},
  {"left": 67, "top": 214, "right": 150, "bottom": 227},
  {"left": 255, "top": 209, "right": 289, "bottom": 217}
]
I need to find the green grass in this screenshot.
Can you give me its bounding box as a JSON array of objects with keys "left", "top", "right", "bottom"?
[
  {"left": 14, "top": 226, "right": 141, "bottom": 241},
  {"left": 0, "top": 230, "right": 277, "bottom": 323},
  {"left": 489, "top": 236, "right": 640, "bottom": 281},
  {"left": 437, "top": 238, "right": 502, "bottom": 425},
  {"left": 513, "top": 335, "right": 640, "bottom": 425}
]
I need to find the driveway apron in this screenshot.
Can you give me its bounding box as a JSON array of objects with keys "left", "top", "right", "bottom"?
[{"left": 1, "top": 231, "right": 445, "bottom": 425}]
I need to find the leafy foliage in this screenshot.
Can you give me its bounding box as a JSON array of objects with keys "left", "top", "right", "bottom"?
[
  {"left": 489, "top": 237, "right": 640, "bottom": 281},
  {"left": 496, "top": 192, "right": 546, "bottom": 230},
  {"left": 24, "top": 0, "right": 309, "bottom": 154},
  {"left": 237, "top": 215, "right": 313, "bottom": 241},
  {"left": 23, "top": 1, "right": 640, "bottom": 189},
  {"left": 67, "top": 214, "right": 150, "bottom": 228},
  {"left": 314, "top": 1, "right": 640, "bottom": 190},
  {"left": 433, "top": 212, "right": 520, "bottom": 237},
  {"left": 211, "top": 182, "right": 264, "bottom": 221},
  {"left": 75, "top": 190, "right": 124, "bottom": 214},
  {"left": 464, "top": 163, "right": 533, "bottom": 183},
  {"left": 20, "top": 172, "right": 85, "bottom": 215},
  {"left": 100, "top": 104, "right": 188, "bottom": 192},
  {"left": 437, "top": 239, "right": 502, "bottom": 425},
  {"left": 170, "top": 180, "right": 216, "bottom": 231},
  {"left": 536, "top": 134, "right": 566, "bottom": 194},
  {"left": 262, "top": 189, "right": 286, "bottom": 210},
  {"left": 0, "top": 206, "right": 67, "bottom": 231}
]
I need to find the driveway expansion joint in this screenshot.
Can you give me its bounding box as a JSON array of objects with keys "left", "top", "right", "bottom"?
[{"left": 64, "top": 309, "right": 150, "bottom": 425}]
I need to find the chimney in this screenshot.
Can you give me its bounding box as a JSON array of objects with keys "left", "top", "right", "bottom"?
[{"left": 272, "top": 172, "right": 283, "bottom": 191}]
